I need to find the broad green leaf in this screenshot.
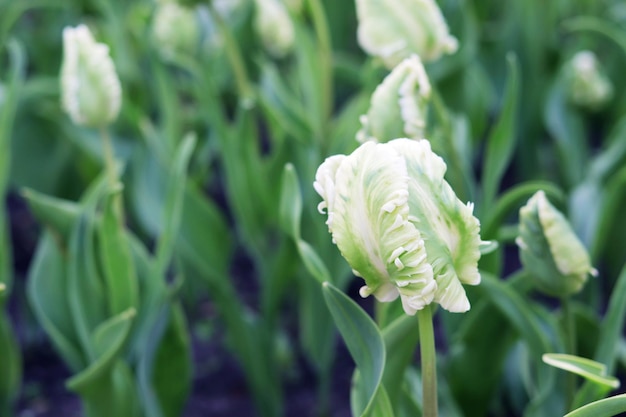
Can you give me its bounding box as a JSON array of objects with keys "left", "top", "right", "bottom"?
[
  {"left": 27, "top": 232, "right": 85, "bottom": 371},
  {"left": 297, "top": 240, "right": 331, "bottom": 284},
  {"left": 322, "top": 282, "right": 385, "bottom": 417},
  {"left": 0, "top": 40, "right": 24, "bottom": 292},
  {"left": 279, "top": 163, "right": 302, "bottom": 239},
  {"left": 574, "top": 264, "right": 626, "bottom": 407},
  {"left": 480, "top": 53, "right": 520, "bottom": 213},
  {"left": 542, "top": 354, "right": 620, "bottom": 388},
  {"left": 138, "top": 304, "right": 192, "bottom": 417},
  {"left": 566, "top": 394, "right": 626, "bottom": 417},
  {"left": 67, "top": 204, "right": 108, "bottom": 360},
  {"left": 98, "top": 189, "right": 139, "bottom": 316},
  {"left": 544, "top": 72, "right": 587, "bottom": 188},
  {"left": 154, "top": 133, "right": 196, "bottom": 276},
  {"left": 21, "top": 188, "right": 80, "bottom": 241},
  {"left": 66, "top": 309, "right": 135, "bottom": 392},
  {"left": 66, "top": 309, "right": 138, "bottom": 417}
]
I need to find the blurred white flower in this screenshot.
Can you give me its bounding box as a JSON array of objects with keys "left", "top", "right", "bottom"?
[
  {"left": 60, "top": 24, "right": 121, "bottom": 128},
  {"left": 152, "top": 2, "right": 199, "bottom": 59},
  {"left": 315, "top": 139, "right": 483, "bottom": 314},
  {"left": 358, "top": 54, "right": 431, "bottom": 143},
  {"left": 355, "top": 0, "right": 458, "bottom": 68},
  {"left": 253, "top": 0, "right": 295, "bottom": 58},
  {"left": 517, "top": 191, "right": 598, "bottom": 297},
  {"left": 566, "top": 50, "right": 613, "bottom": 111}
]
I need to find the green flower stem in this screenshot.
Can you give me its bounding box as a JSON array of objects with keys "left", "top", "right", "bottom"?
[
  {"left": 562, "top": 296, "right": 577, "bottom": 411},
  {"left": 99, "top": 127, "right": 122, "bottom": 220},
  {"left": 207, "top": 3, "right": 254, "bottom": 106},
  {"left": 417, "top": 305, "right": 438, "bottom": 417}
]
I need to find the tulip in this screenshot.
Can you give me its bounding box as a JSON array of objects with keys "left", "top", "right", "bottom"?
[
  {"left": 517, "top": 191, "right": 597, "bottom": 297},
  {"left": 358, "top": 54, "right": 431, "bottom": 143},
  {"left": 355, "top": 0, "right": 458, "bottom": 68},
  {"left": 60, "top": 25, "right": 121, "bottom": 128},
  {"left": 152, "top": 2, "right": 199, "bottom": 60},
  {"left": 253, "top": 0, "right": 295, "bottom": 58},
  {"left": 566, "top": 50, "right": 613, "bottom": 111},
  {"left": 314, "top": 138, "right": 482, "bottom": 314}
]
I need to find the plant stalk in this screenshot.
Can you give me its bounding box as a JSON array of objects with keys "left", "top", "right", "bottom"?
[
  {"left": 562, "top": 296, "right": 576, "bottom": 411},
  {"left": 417, "top": 305, "right": 438, "bottom": 417},
  {"left": 99, "top": 127, "right": 123, "bottom": 220}
]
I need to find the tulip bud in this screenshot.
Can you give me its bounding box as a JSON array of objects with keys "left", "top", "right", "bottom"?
[
  {"left": 355, "top": 0, "right": 458, "bottom": 69},
  {"left": 314, "top": 138, "right": 483, "bottom": 315},
  {"left": 566, "top": 51, "right": 613, "bottom": 111},
  {"left": 282, "top": 0, "right": 303, "bottom": 15},
  {"left": 357, "top": 54, "right": 431, "bottom": 143},
  {"left": 516, "top": 191, "right": 597, "bottom": 297},
  {"left": 60, "top": 25, "right": 121, "bottom": 128},
  {"left": 253, "top": 0, "right": 295, "bottom": 58},
  {"left": 152, "top": 2, "right": 199, "bottom": 60}
]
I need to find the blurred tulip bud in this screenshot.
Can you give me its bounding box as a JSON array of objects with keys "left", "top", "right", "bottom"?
[
  {"left": 60, "top": 24, "right": 121, "bottom": 128},
  {"left": 355, "top": 0, "right": 458, "bottom": 68},
  {"left": 314, "top": 138, "right": 483, "bottom": 315},
  {"left": 253, "top": 0, "right": 295, "bottom": 58},
  {"left": 566, "top": 51, "right": 613, "bottom": 111},
  {"left": 282, "top": 0, "right": 304, "bottom": 15},
  {"left": 152, "top": 2, "right": 200, "bottom": 59},
  {"left": 517, "top": 191, "right": 597, "bottom": 297},
  {"left": 358, "top": 54, "right": 431, "bottom": 143}
]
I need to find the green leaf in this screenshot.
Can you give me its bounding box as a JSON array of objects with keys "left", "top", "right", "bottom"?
[
  {"left": 27, "top": 232, "right": 85, "bottom": 371},
  {"left": 279, "top": 163, "right": 302, "bottom": 239},
  {"left": 0, "top": 39, "right": 25, "bottom": 292},
  {"left": 481, "top": 53, "right": 520, "bottom": 213},
  {"left": 154, "top": 133, "right": 196, "bottom": 276},
  {"left": 322, "top": 282, "right": 385, "bottom": 417},
  {"left": 542, "top": 353, "right": 620, "bottom": 388},
  {"left": 544, "top": 72, "right": 587, "bottom": 187},
  {"left": 574, "top": 263, "right": 626, "bottom": 407},
  {"left": 66, "top": 309, "right": 138, "bottom": 417},
  {"left": 98, "top": 189, "right": 139, "bottom": 316},
  {"left": 66, "top": 308, "right": 136, "bottom": 391},
  {"left": 297, "top": 240, "right": 331, "bottom": 284},
  {"left": 565, "top": 394, "right": 626, "bottom": 417},
  {"left": 21, "top": 188, "right": 80, "bottom": 241},
  {"left": 0, "top": 311, "right": 20, "bottom": 414},
  {"left": 138, "top": 304, "right": 192, "bottom": 417}
]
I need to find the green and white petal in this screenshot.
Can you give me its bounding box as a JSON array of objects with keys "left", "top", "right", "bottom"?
[
  {"left": 315, "top": 142, "right": 436, "bottom": 314},
  {"left": 388, "top": 138, "right": 481, "bottom": 313},
  {"left": 357, "top": 54, "right": 431, "bottom": 143},
  {"left": 355, "top": 0, "right": 458, "bottom": 68}
]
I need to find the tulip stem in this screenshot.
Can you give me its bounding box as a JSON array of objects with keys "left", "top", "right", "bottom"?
[
  {"left": 99, "top": 127, "right": 123, "bottom": 220},
  {"left": 417, "top": 305, "right": 438, "bottom": 417},
  {"left": 562, "top": 296, "right": 576, "bottom": 411},
  {"left": 207, "top": 3, "right": 254, "bottom": 107}
]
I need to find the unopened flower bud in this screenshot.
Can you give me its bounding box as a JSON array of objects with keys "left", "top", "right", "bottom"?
[
  {"left": 282, "top": 0, "right": 303, "bottom": 15},
  {"left": 355, "top": 0, "right": 458, "bottom": 68},
  {"left": 358, "top": 54, "right": 431, "bottom": 143},
  {"left": 566, "top": 51, "right": 613, "bottom": 111},
  {"left": 517, "top": 191, "right": 597, "bottom": 297},
  {"left": 314, "top": 138, "right": 483, "bottom": 315},
  {"left": 253, "top": 0, "right": 295, "bottom": 58},
  {"left": 60, "top": 24, "right": 121, "bottom": 128},
  {"left": 152, "top": 2, "right": 199, "bottom": 59}
]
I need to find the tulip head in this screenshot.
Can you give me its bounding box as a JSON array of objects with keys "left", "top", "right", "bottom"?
[
  {"left": 314, "top": 139, "right": 482, "bottom": 314},
  {"left": 253, "top": 0, "right": 295, "bottom": 58},
  {"left": 566, "top": 51, "right": 613, "bottom": 111},
  {"left": 60, "top": 24, "right": 121, "bottom": 128},
  {"left": 355, "top": 0, "right": 458, "bottom": 68},
  {"left": 152, "top": 2, "right": 200, "bottom": 60},
  {"left": 517, "top": 191, "right": 597, "bottom": 297},
  {"left": 358, "top": 54, "right": 431, "bottom": 143}
]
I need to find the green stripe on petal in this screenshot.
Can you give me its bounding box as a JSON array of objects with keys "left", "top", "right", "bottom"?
[{"left": 388, "top": 139, "right": 481, "bottom": 313}]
